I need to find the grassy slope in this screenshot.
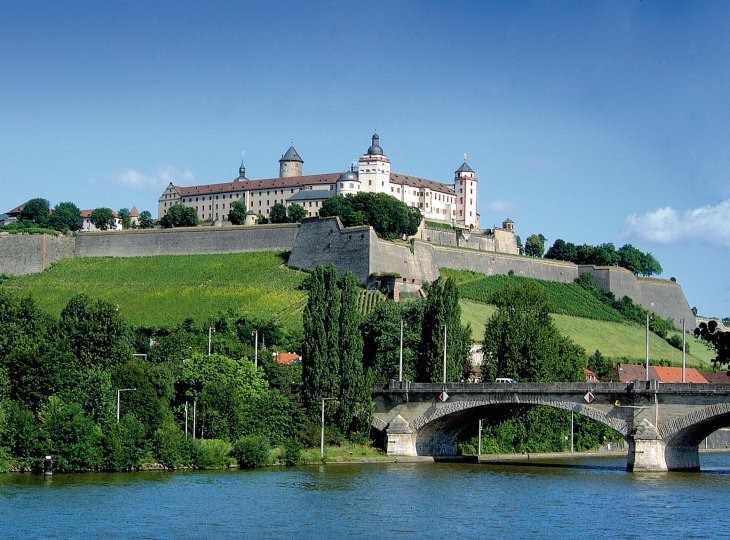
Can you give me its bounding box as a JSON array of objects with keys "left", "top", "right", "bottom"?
[
  {"left": 1, "top": 252, "right": 718, "bottom": 368},
  {"left": 1, "top": 252, "right": 309, "bottom": 331},
  {"left": 461, "top": 299, "right": 716, "bottom": 369}
]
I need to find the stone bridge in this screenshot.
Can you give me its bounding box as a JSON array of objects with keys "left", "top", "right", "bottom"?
[{"left": 372, "top": 380, "right": 730, "bottom": 471}]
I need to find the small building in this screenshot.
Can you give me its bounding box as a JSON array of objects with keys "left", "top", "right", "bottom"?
[
  {"left": 616, "top": 363, "right": 708, "bottom": 384},
  {"left": 584, "top": 368, "right": 599, "bottom": 383},
  {"left": 80, "top": 209, "right": 123, "bottom": 232},
  {"left": 273, "top": 352, "right": 301, "bottom": 365}
]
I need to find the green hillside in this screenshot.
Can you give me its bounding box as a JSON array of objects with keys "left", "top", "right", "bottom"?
[
  {"left": 0, "top": 252, "right": 718, "bottom": 368},
  {"left": 460, "top": 300, "right": 715, "bottom": 369},
  {"left": 1, "top": 252, "right": 309, "bottom": 331}
]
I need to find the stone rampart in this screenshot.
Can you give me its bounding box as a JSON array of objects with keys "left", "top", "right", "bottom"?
[
  {"left": 74, "top": 225, "right": 298, "bottom": 258},
  {"left": 288, "top": 217, "right": 372, "bottom": 282},
  {"left": 418, "top": 227, "right": 519, "bottom": 255},
  {"left": 638, "top": 277, "right": 696, "bottom": 328},
  {"left": 0, "top": 233, "right": 75, "bottom": 275}
]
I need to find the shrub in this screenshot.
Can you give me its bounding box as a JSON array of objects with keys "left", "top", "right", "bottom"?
[
  {"left": 190, "top": 438, "right": 233, "bottom": 469},
  {"left": 231, "top": 435, "right": 271, "bottom": 469},
  {"left": 152, "top": 421, "right": 190, "bottom": 469},
  {"left": 458, "top": 442, "right": 476, "bottom": 456},
  {"left": 281, "top": 439, "right": 303, "bottom": 466}
]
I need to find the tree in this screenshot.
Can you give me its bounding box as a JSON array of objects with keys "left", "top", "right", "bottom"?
[
  {"left": 515, "top": 235, "right": 523, "bottom": 256},
  {"left": 336, "top": 271, "right": 370, "bottom": 437},
  {"left": 593, "top": 243, "right": 619, "bottom": 266},
  {"left": 416, "top": 277, "right": 471, "bottom": 383},
  {"left": 694, "top": 320, "right": 730, "bottom": 367},
  {"left": 138, "top": 210, "right": 154, "bottom": 229},
  {"left": 19, "top": 198, "right": 50, "bottom": 226},
  {"left": 639, "top": 252, "right": 663, "bottom": 277},
  {"left": 228, "top": 200, "right": 248, "bottom": 225},
  {"left": 118, "top": 208, "right": 132, "bottom": 229},
  {"left": 160, "top": 204, "right": 198, "bottom": 228},
  {"left": 49, "top": 202, "right": 82, "bottom": 232},
  {"left": 482, "top": 282, "right": 586, "bottom": 383},
  {"left": 587, "top": 350, "right": 611, "bottom": 381},
  {"left": 90, "top": 208, "right": 116, "bottom": 231},
  {"left": 617, "top": 244, "right": 643, "bottom": 273},
  {"left": 269, "top": 203, "right": 288, "bottom": 224},
  {"left": 320, "top": 192, "right": 422, "bottom": 240},
  {"left": 287, "top": 203, "right": 307, "bottom": 223},
  {"left": 301, "top": 265, "right": 341, "bottom": 420},
  {"left": 362, "top": 300, "right": 423, "bottom": 383},
  {"left": 524, "top": 234, "right": 545, "bottom": 257},
  {"left": 545, "top": 239, "right": 577, "bottom": 262},
  {"left": 59, "top": 293, "right": 132, "bottom": 370}
]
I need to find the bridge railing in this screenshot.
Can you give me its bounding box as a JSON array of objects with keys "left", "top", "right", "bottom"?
[{"left": 374, "top": 380, "right": 730, "bottom": 395}]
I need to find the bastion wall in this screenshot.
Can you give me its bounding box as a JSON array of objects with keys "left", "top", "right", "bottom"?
[
  {"left": 0, "top": 218, "right": 695, "bottom": 327},
  {"left": 0, "top": 233, "right": 75, "bottom": 274}
]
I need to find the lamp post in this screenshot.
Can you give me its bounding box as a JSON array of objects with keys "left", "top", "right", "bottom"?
[
  {"left": 320, "top": 397, "right": 338, "bottom": 458},
  {"left": 399, "top": 319, "right": 405, "bottom": 382},
  {"left": 252, "top": 330, "right": 259, "bottom": 368},
  {"left": 682, "top": 318, "right": 687, "bottom": 383},
  {"left": 208, "top": 326, "right": 215, "bottom": 356},
  {"left": 116, "top": 388, "right": 136, "bottom": 422},
  {"left": 645, "top": 301, "right": 654, "bottom": 381},
  {"left": 442, "top": 324, "right": 448, "bottom": 384}
]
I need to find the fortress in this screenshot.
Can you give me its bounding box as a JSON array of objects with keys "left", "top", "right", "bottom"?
[
  {"left": 0, "top": 217, "right": 695, "bottom": 328},
  {"left": 159, "top": 134, "right": 487, "bottom": 233}
]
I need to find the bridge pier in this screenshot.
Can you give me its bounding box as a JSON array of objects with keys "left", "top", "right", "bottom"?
[
  {"left": 626, "top": 419, "right": 700, "bottom": 472},
  {"left": 385, "top": 415, "right": 418, "bottom": 456}
]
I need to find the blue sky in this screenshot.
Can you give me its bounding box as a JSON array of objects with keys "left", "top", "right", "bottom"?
[{"left": 1, "top": 1, "right": 728, "bottom": 318}]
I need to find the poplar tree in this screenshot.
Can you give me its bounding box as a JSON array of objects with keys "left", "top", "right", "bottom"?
[
  {"left": 301, "top": 266, "right": 341, "bottom": 421},
  {"left": 417, "top": 277, "right": 471, "bottom": 383},
  {"left": 337, "top": 271, "right": 369, "bottom": 436}
]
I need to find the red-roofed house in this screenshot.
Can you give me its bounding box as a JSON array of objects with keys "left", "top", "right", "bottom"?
[
  {"left": 616, "top": 363, "right": 709, "bottom": 384},
  {"left": 274, "top": 352, "right": 301, "bottom": 365},
  {"left": 584, "top": 368, "right": 599, "bottom": 383},
  {"left": 702, "top": 371, "right": 730, "bottom": 383},
  {"left": 80, "top": 209, "right": 122, "bottom": 231}
]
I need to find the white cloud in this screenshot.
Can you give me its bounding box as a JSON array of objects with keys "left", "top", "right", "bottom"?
[
  {"left": 111, "top": 167, "right": 195, "bottom": 189},
  {"left": 625, "top": 199, "right": 730, "bottom": 248},
  {"left": 486, "top": 200, "right": 517, "bottom": 215}
]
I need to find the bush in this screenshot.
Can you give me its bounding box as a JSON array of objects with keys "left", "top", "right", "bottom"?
[
  {"left": 667, "top": 334, "right": 690, "bottom": 354},
  {"left": 281, "top": 439, "right": 303, "bottom": 466},
  {"left": 231, "top": 435, "right": 271, "bottom": 468},
  {"left": 190, "top": 438, "right": 233, "bottom": 469},
  {"left": 152, "top": 421, "right": 190, "bottom": 469},
  {"left": 102, "top": 414, "right": 147, "bottom": 471}
]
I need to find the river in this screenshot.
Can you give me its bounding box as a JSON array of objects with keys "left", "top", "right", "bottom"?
[{"left": 2, "top": 453, "right": 730, "bottom": 539}]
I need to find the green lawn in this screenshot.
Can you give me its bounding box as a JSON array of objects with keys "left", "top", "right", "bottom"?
[
  {"left": 1, "top": 252, "right": 309, "bottom": 331},
  {"left": 460, "top": 299, "right": 715, "bottom": 369}
]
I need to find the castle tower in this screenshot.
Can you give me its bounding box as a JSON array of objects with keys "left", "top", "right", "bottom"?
[
  {"left": 454, "top": 160, "right": 479, "bottom": 229},
  {"left": 502, "top": 218, "right": 514, "bottom": 232},
  {"left": 358, "top": 134, "right": 391, "bottom": 194},
  {"left": 237, "top": 156, "right": 248, "bottom": 181},
  {"left": 337, "top": 163, "right": 360, "bottom": 196},
  {"left": 279, "top": 146, "right": 303, "bottom": 178}
]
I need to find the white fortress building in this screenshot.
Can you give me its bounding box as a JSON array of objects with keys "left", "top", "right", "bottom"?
[{"left": 159, "top": 134, "right": 481, "bottom": 229}]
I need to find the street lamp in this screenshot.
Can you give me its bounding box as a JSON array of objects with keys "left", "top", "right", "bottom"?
[
  {"left": 116, "top": 388, "right": 136, "bottom": 422},
  {"left": 399, "top": 319, "right": 405, "bottom": 382},
  {"left": 645, "top": 301, "right": 654, "bottom": 381},
  {"left": 682, "top": 318, "right": 687, "bottom": 383},
  {"left": 442, "top": 324, "right": 448, "bottom": 384},
  {"left": 320, "top": 397, "right": 338, "bottom": 458},
  {"left": 208, "top": 326, "right": 215, "bottom": 356},
  {"left": 252, "top": 330, "right": 258, "bottom": 368}
]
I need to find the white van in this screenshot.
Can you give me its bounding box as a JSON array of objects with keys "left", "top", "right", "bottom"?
[{"left": 495, "top": 377, "right": 517, "bottom": 384}]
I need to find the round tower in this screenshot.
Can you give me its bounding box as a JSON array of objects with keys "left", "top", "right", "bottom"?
[
  {"left": 454, "top": 159, "right": 479, "bottom": 230},
  {"left": 337, "top": 164, "right": 360, "bottom": 196},
  {"left": 358, "top": 133, "right": 391, "bottom": 194},
  {"left": 279, "top": 146, "right": 303, "bottom": 178}
]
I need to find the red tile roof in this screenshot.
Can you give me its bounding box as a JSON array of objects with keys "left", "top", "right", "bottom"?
[
  {"left": 275, "top": 352, "right": 301, "bottom": 365},
  {"left": 651, "top": 366, "right": 708, "bottom": 383},
  {"left": 701, "top": 371, "right": 730, "bottom": 383},
  {"left": 616, "top": 364, "right": 647, "bottom": 382},
  {"left": 80, "top": 209, "right": 120, "bottom": 218}
]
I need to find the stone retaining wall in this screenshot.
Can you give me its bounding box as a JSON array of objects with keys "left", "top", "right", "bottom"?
[{"left": 0, "top": 233, "right": 75, "bottom": 275}]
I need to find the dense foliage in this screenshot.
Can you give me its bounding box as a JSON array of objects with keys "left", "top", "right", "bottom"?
[
  {"left": 695, "top": 320, "right": 730, "bottom": 368},
  {"left": 319, "top": 192, "right": 422, "bottom": 240},
  {"left": 160, "top": 204, "right": 198, "bottom": 228},
  {"left": 545, "top": 239, "right": 663, "bottom": 276},
  {"left": 90, "top": 208, "right": 116, "bottom": 231}
]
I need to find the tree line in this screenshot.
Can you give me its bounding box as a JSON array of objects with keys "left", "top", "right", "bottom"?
[
  {"left": 4, "top": 197, "right": 154, "bottom": 233},
  {"left": 521, "top": 234, "right": 663, "bottom": 277}
]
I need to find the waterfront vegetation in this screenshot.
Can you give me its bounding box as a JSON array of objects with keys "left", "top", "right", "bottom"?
[{"left": 1, "top": 253, "right": 724, "bottom": 473}]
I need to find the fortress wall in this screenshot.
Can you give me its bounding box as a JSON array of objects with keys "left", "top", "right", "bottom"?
[
  {"left": 427, "top": 244, "right": 579, "bottom": 283},
  {"left": 583, "top": 266, "right": 644, "bottom": 302},
  {"left": 417, "top": 227, "right": 519, "bottom": 255},
  {"left": 371, "top": 240, "right": 439, "bottom": 283},
  {"left": 0, "top": 233, "right": 75, "bottom": 275},
  {"left": 639, "top": 278, "right": 696, "bottom": 328},
  {"left": 288, "top": 217, "right": 372, "bottom": 282},
  {"left": 74, "top": 225, "right": 298, "bottom": 258}
]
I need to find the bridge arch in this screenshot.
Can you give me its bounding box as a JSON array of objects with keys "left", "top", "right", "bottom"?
[{"left": 408, "top": 397, "right": 629, "bottom": 456}]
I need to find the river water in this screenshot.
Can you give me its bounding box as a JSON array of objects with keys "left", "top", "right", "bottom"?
[{"left": 2, "top": 453, "right": 730, "bottom": 539}]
